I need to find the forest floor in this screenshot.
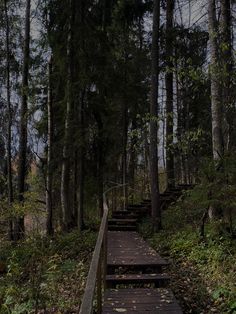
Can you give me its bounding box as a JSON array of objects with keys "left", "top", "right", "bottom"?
[
  {"left": 1, "top": 204, "right": 235, "bottom": 314},
  {"left": 140, "top": 206, "right": 236, "bottom": 314},
  {"left": 0, "top": 229, "right": 96, "bottom": 313}
]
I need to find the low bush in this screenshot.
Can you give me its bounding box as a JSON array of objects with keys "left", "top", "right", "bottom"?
[
  {"left": 0, "top": 229, "right": 96, "bottom": 313},
  {"left": 143, "top": 204, "right": 236, "bottom": 313}
]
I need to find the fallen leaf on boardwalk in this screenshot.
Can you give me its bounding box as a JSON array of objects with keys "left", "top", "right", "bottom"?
[{"left": 113, "top": 308, "right": 127, "bottom": 312}]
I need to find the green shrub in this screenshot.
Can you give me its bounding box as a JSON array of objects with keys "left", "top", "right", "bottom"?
[{"left": 0, "top": 229, "right": 96, "bottom": 313}]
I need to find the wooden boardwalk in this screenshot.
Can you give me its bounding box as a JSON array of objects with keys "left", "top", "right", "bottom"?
[
  {"left": 80, "top": 185, "right": 193, "bottom": 313},
  {"left": 103, "top": 192, "right": 184, "bottom": 314},
  {"left": 104, "top": 231, "right": 182, "bottom": 313}
]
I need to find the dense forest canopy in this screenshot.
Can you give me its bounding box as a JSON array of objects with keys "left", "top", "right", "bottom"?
[{"left": 0, "top": 0, "right": 236, "bottom": 313}]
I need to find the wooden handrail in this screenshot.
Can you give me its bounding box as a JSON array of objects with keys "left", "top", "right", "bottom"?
[{"left": 79, "top": 205, "right": 108, "bottom": 314}]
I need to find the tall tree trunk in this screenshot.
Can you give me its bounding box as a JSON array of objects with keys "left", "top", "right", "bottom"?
[
  {"left": 208, "top": 0, "right": 224, "bottom": 163},
  {"left": 122, "top": 101, "right": 128, "bottom": 210},
  {"left": 219, "top": 0, "right": 234, "bottom": 226},
  {"left": 4, "top": 0, "right": 13, "bottom": 240},
  {"left": 61, "top": 0, "right": 75, "bottom": 231},
  {"left": 149, "top": 0, "right": 161, "bottom": 231},
  {"left": 208, "top": 0, "right": 224, "bottom": 219},
  {"left": 77, "top": 90, "right": 85, "bottom": 231},
  {"left": 93, "top": 110, "right": 104, "bottom": 218},
  {"left": 46, "top": 58, "right": 53, "bottom": 235},
  {"left": 72, "top": 150, "right": 78, "bottom": 226},
  {"left": 144, "top": 129, "right": 150, "bottom": 197},
  {"left": 220, "top": 0, "right": 233, "bottom": 151},
  {"left": 77, "top": 1, "right": 85, "bottom": 232},
  {"left": 15, "top": 0, "right": 31, "bottom": 240},
  {"left": 129, "top": 119, "right": 137, "bottom": 203},
  {"left": 97, "top": 115, "right": 104, "bottom": 218},
  {"left": 175, "top": 54, "right": 184, "bottom": 184},
  {"left": 165, "top": 0, "right": 175, "bottom": 188}
]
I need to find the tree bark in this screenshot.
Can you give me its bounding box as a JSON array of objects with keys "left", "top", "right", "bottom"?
[
  {"left": 93, "top": 109, "right": 104, "bottom": 218},
  {"left": 15, "top": 0, "right": 31, "bottom": 240},
  {"left": 208, "top": 0, "right": 225, "bottom": 219},
  {"left": 165, "top": 0, "right": 175, "bottom": 188},
  {"left": 46, "top": 58, "right": 54, "bottom": 235},
  {"left": 96, "top": 115, "right": 104, "bottom": 218},
  {"left": 129, "top": 119, "right": 137, "bottom": 203},
  {"left": 122, "top": 101, "right": 128, "bottom": 210},
  {"left": 220, "top": 0, "right": 233, "bottom": 151},
  {"left": 208, "top": 0, "right": 224, "bottom": 162},
  {"left": 149, "top": 0, "right": 161, "bottom": 231},
  {"left": 61, "top": 0, "right": 75, "bottom": 231},
  {"left": 77, "top": 90, "right": 85, "bottom": 231},
  {"left": 4, "top": 0, "right": 14, "bottom": 240}
]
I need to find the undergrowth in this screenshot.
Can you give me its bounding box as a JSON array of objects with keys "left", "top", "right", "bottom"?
[
  {"left": 0, "top": 229, "right": 96, "bottom": 313},
  {"left": 140, "top": 202, "right": 236, "bottom": 313}
]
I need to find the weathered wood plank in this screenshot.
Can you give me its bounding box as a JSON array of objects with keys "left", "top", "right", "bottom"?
[
  {"left": 103, "top": 288, "right": 182, "bottom": 314},
  {"left": 107, "top": 231, "right": 168, "bottom": 268}
]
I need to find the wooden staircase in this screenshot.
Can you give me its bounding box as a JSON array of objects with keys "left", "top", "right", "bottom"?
[
  {"left": 107, "top": 185, "right": 192, "bottom": 233},
  {"left": 102, "top": 185, "right": 192, "bottom": 313},
  {"left": 80, "top": 184, "right": 193, "bottom": 313}
]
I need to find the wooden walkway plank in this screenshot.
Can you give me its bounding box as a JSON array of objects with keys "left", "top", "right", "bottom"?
[
  {"left": 104, "top": 228, "right": 182, "bottom": 313},
  {"left": 103, "top": 288, "right": 182, "bottom": 314},
  {"left": 107, "top": 231, "right": 168, "bottom": 268}
]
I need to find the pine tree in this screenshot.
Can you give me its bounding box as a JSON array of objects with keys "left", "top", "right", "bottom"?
[
  {"left": 15, "top": 0, "right": 31, "bottom": 240},
  {"left": 165, "top": 0, "right": 175, "bottom": 188},
  {"left": 149, "top": 0, "right": 161, "bottom": 231}
]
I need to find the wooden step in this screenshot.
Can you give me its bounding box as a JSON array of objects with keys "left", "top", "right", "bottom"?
[
  {"left": 108, "top": 218, "right": 137, "bottom": 225},
  {"left": 103, "top": 288, "right": 183, "bottom": 314},
  {"left": 162, "top": 192, "right": 174, "bottom": 196},
  {"left": 160, "top": 195, "right": 174, "bottom": 200},
  {"left": 127, "top": 204, "right": 145, "bottom": 208},
  {"left": 112, "top": 211, "right": 139, "bottom": 219},
  {"left": 112, "top": 210, "right": 134, "bottom": 215},
  {"left": 167, "top": 190, "right": 182, "bottom": 194},
  {"left": 106, "top": 273, "right": 170, "bottom": 288},
  {"left": 177, "top": 184, "right": 193, "bottom": 189},
  {"left": 142, "top": 195, "right": 174, "bottom": 200},
  {"left": 107, "top": 231, "right": 169, "bottom": 274},
  {"left": 112, "top": 213, "right": 139, "bottom": 220},
  {"left": 140, "top": 202, "right": 151, "bottom": 207},
  {"left": 127, "top": 206, "right": 146, "bottom": 211},
  {"left": 107, "top": 261, "right": 168, "bottom": 274},
  {"left": 108, "top": 225, "right": 137, "bottom": 231}
]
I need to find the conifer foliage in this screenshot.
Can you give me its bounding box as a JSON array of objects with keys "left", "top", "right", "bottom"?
[{"left": 0, "top": 0, "right": 235, "bottom": 237}]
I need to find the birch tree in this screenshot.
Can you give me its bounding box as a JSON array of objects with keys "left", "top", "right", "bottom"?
[{"left": 208, "top": 0, "right": 224, "bottom": 163}]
